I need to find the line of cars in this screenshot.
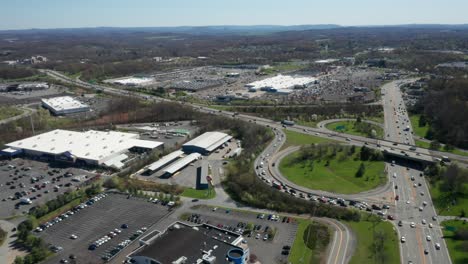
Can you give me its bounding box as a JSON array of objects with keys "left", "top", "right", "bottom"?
[
  {"left": 35, "top": 193, "right": 107, "bottom": 233},
  {"left": 97, "top": 226, "right": 146, "bottom": 261},
  {"left": 255, "top": 141, "right": 399, "bottom": 221}
]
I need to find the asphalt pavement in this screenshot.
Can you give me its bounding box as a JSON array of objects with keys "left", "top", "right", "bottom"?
[{"left": 382, "top": 80, "right": 452, "bottom": 264}]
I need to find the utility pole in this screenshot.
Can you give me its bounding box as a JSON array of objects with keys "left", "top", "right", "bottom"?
[{"left": 30, "top": 114, "right": 35, "bottom": 135}]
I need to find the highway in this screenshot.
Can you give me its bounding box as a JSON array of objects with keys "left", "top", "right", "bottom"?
[
  {"left": 382, "top": 81, "right": 452, "bottom": 264},
  {"left": 44, "top": 70, "right": 461, "bottom": 263},
  {"left": 252, "top": 125, "right": 354, "bottom": 264},
  {"left": 41, "top": 69, "right": 468, "bottom": 165}
]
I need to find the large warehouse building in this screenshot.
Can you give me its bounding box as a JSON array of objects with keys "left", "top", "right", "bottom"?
[
  {"left": 182, "top": 131, "right": 232, "bottom": 155},
  {"left": 2, "top": 129, "right": 163, "bottom": 169},
  {"left": 41, "top": 96, "right": 90, "bottom": 115}
]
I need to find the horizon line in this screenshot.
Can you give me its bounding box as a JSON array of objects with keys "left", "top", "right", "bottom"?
[{"left": 1, "top": 23, "right": 468, "bottom": 32}]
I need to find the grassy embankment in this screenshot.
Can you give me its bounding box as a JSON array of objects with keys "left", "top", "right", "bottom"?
[
  {"left": 289, "top": 219, "right": 330, "bottom": 264},
  {"left": 429, "top": 181, "right": 468, "bottom": 216},
  {"left": 281, "top": 129, "right": 335, "bottom": 149},
  {"left": 441, "top": 220, "right": 468, "bottom": 264},
  {"left": 346, "top": 214, "right": 400, "bottom": 264},
  {"left": 181, "top": 187, "right": 216, "bottom": 199},
  {"left": 0, "top": 106, "right": 22, "bottom": 120}
]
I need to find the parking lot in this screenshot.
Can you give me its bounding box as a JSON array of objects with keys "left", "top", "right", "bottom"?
[
  {"left": 0, "top": 158, "right": 96, "bottom": 218},
  {"left": 0, "top": 85, "right": 70, "bottom": 105},
  {"left": 37, "top": 192, "right": 172, "bottom": 264},
  {"left": 180, "top": 205, "right": 298, "bottom": 264}
]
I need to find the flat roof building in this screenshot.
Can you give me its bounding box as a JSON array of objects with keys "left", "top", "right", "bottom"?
[
  {"left": 41, "top": 96, "right": 90, "bottom": 115},
  {"left": 3, "top": 129, "right": 163, "bottom": 169},
  {"left": 161, "top": 153, "right": 201, "bottom": 177},
  {"left": 182, "top": 131, "right": 232, "bottom": 155},
  {"left": 145, "top": 150, "right": 184, "bottom": 173},
  {"left": 128, "top": 222, "right": 249, "bottom": 264},
  {"left": 245, "top": 74, "right": 317, "bottom": 94}
]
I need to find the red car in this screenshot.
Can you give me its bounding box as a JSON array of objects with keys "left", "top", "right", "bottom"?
[{"left": 395, "top": 195, "right": 399, "bottom": 201}]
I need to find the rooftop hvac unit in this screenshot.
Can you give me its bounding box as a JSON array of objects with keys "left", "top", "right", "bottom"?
[
  {"left": 172, "top": 256, "right": 187, "bottom": 264},
  {"left": 202, "top": 255, "right": 216, "bottom": 263}
]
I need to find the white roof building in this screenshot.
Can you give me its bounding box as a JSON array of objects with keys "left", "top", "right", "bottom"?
[
  {"left": 147, "top": 150, "right": 184, "bottom": 172},
  {"left": 4, "top": 129, "right": 163, "bottom": 169},
  {"left": 182, "top": 132, "right": 232, "bottom": 154},
  {"left": 111, "top": 77, "right": 154, "bottom": 86},
  {"left": 162, "top": 153, "right": 201, "bottom": 176},
  {"left": 245, "top": 74, "right": 317, "bottom": 94},
  {"left": 41, "top": 96, "right": 90, "bottom": 115}
]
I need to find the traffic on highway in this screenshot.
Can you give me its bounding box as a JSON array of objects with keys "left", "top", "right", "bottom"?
[{"left": 44, "top": 70, "right": 459, "bottom": 264}]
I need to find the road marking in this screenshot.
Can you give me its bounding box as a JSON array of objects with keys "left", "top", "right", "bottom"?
[
  {"left": 324, "top": 219, "right": 344, "bottom": 264},
  {"left": 416, "top": 227, "right": 427, "bottom": 264}
]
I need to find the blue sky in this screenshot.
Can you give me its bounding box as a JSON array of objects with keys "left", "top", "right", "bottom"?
[{"left": 1, "top": 0, "right": 466, "bottom": 30}]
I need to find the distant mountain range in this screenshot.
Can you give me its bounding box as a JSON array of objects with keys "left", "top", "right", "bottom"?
[{"left": 1, "top": 24, "right": 468, "bottom": 35}]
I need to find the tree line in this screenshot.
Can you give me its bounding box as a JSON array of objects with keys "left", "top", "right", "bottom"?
[{"left": 412, "top": 77, "right": 468, "bottom": 149}]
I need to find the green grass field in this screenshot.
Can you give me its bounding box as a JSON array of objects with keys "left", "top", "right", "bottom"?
[
  {"left": 0, "top": 106, "right": 22, "bottom": 120},
  {"left": 409, "top": 114, "right": 429, "bottom": 138},
  {"left": 279, "top": 148, "right": 386, "bottom": 194},
  {"left": 415, "top": 139, "right": 431, "bottom": 149},
  {"left": 347, "top": 216, "right": 400, "bottom": 264},
  {"left": 441, "top": 220, "right": 468, "bottom": 264},
  {"left": 282, "top": 130, "right": 335, "bottom": 149},
  {"left": 326, "top": 120, "right": 384, "bottom": 139},
  {"left": 429, "top": 181, "right": 468, "bottom": 216},
  {"left": 181, "top": 187, "right": 216, "bottom": 199},
  {"left": 289, "top": 219, "right": 330, "bottom": 264}
]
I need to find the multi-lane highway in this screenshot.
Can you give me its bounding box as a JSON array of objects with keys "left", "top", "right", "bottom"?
[
  {"left": 382, "top": 81, "right": 452, "bottom": 264},
  {"left": 44, "top": 70, "right": 461, "bottom": 263}
]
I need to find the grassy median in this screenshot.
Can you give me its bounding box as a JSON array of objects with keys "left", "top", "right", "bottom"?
[{"left": 346, "top": 215, "right": 400, "bottom": 264}]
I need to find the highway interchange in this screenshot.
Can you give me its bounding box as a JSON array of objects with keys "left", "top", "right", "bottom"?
[{"left": 42, "top": 69, "right": 463, "bottom": 264}]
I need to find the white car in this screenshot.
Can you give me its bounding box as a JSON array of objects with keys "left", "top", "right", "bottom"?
[
  {"left": 410, "top": 222, "right": 416, "bottom": 228},
  {"left": 401, "top": 236, "right": 406, "bottom": 243},
  {"left": 426, "top": 235, "right": 432, "bottom": 241},
  {"left": 70, "top": 234, "right": 78, "bottom": 239},
  {"left": 422, "top": 219, "right": 426, "bottom": 225},
  {"left": 429, "top": 223, "right": 433, "bottom": 228}
]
